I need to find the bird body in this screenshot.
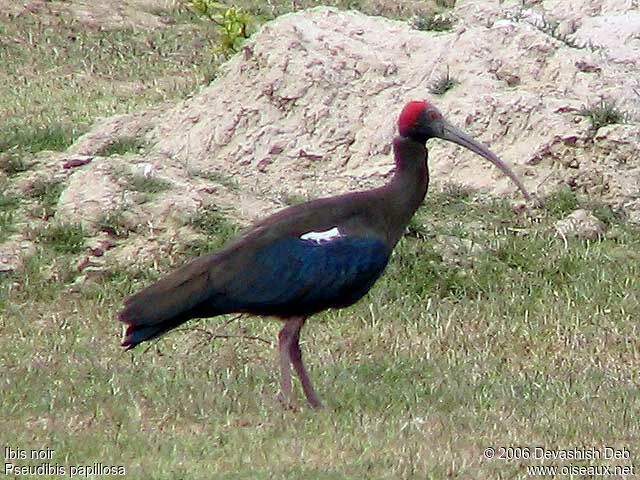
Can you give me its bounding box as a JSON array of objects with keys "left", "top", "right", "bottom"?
[
  {"left": 119, "top": 101, "right": 530, "bottom": 408},
  {"left": 121, "top": 136, "right": 429, "bottom": 347}
]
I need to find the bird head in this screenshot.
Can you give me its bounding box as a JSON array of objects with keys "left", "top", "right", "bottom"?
[{"left": 398, "top": 100, "right": 531, "bottom": 201}]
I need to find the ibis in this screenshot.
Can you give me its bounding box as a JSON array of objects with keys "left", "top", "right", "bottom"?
[{"left": 119, "top": 100, "right": 530, "bottom": 408}]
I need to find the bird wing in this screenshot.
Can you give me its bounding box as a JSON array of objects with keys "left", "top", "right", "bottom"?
[{"left": 212, "top": 235, "right": 390, "bottom": 316}]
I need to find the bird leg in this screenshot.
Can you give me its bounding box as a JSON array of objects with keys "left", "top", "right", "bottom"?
[
  {"left": 277, "top": 320, "right": 295, "bottom": 407},
  {"left": 288, "top": 318, "right": 323, "bottom": 408},
  {"left": 277, "top": 317, "right": 323, "bottom": 409}
]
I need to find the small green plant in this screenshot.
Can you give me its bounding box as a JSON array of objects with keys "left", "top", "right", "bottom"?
[
  {"left": 0, "top": 194, "right": 20, "bottom": 242},
  {"left": 0, "top": 193, "right": 20, "bottom": 210},
  {"left": 0, "top": 124, "right": 77, "bottom": 154},
  {"left": 0, "top": 211, "right": 17, "bottom": 243},
  {"left": 97, "top": 137, "right": 147, "bottom": 156},
  {"left": 187, "top": 208, "right": 237, "bottom": 238},
  {"left": 428, "top": 68, "right": 458, "bottom": 95},
  {"left": 405, "top": 216, "right": 430, "bottom": 239},
  {"left": 278, "top": 191, "right": 313, "bottom": 206},
  {"left": 98, "top": 210, "right": 133, "bottom": 238},
  {"left": 410, "top": 13, "right": 454, "bottom": 32},
  {"left": 543, "top": 187, "right": 579, "bottom": 217},
  {"left": 589, "top": 201, "right": 623, "bottom": 226},
  {"left": 29, "top": 179, "right": 64, "bottom": 219},
  {"left": 441, "top": 182, "right": 473, "bottom": 200},
  {"left": 195, "top": 170, "right": 239, "bottom": 190},
  {"left": 128, "top": 175, "right": 172, "bottom": 194},
  {"left": 512, "top": 12, "right": 595, "bottom": 50},
  {"left": 578, "top": 100, "right": 626, "bottom": 132},
  {"left": 0, "top": 155, "right": 30, "bottom": 176},
  {"left": 36, "top": 222, "right": 86, "bottom": 254},
  {"left": 188, "top": 0, "right": 252, "bottom": 57},
  {"left": 183, "top": 208, "right": 238, "bottom": 257}
]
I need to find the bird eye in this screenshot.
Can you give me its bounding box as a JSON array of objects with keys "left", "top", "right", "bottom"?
[{"left": 426, "top": 110, "right": 441, "bottom": 123}]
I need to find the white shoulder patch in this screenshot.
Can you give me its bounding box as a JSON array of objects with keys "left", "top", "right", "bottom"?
[{"left": 300, "top": 227, "right": 343, "bottom": 243}]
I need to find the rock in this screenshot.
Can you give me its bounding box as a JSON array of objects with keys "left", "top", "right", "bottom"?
[
  {"left": 62, "top": 156, "right": 93, "bottom": 169},
  {"left": 56, "top": 158, "right": 122, "bottom": 231},
  {"left": 554, "top": 209, "right": 606, "bottom": 240},
  {"left": 0, "top": 240, "right": 35, "bottom": 273}
]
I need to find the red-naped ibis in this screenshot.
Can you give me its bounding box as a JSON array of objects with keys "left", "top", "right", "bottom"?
[{"left": 119, "top": 100, "right": 530, "bottom": 408}]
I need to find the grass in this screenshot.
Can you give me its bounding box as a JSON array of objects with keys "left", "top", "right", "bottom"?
[
  {"left": 195, "top": 170, "right": 240, "bottom": 190},
  {"left": 97, "top": 136, "right": 148, "bottom": 156},
  {"left": 541, "top": 186, "right": 579, "bottom": 217},
  {"left": 187, "top": 208, "right": 237, "bottom": 237},
  {"left": 35, "top": 222, "right": 86, "bottom": 254},
  {"left": 183, "top": 208, "right": 240, "bottom": 256},
  {"left": 0, "top": 192, "right": 20, "bottom": 211},
  {"left": 3, "top": 188, "right": 639, "bottom": 478},
  {"left": 0, "top": 7, "right": 219, "bottom": 168},
  {"left": 410, "top": 13, "right": 454, "bottom": 32},
  {"left": 127, "top": 175, "right": 172, "bottom": 195},
  {"left": 2, "top": 2, "right": 639, "bottom": 478},
  {"left": 0, "top": 155, "right": 30, "bottom": 176},
  {"left": 428, "top": 67, "right": 458, "bottom": 96},
  {"left": 0, "top": 193, "right": 21, "bottom": 246},
  {"left": 0, "top": 123, "right": 78, "bottom": 155},
  {"left": 278, "top": 191, "right": 314, "bottom": 206},
  {"left": 0, "top": 211, "right": 17, "bottom": 243},
  {"left": 507, "top": 9, "right": 595, "bottom": 51},
  {"left": 98, "top": 210, "right": 134, "bottom": 238},
  {"left": 579, "top": 99, "right": 627, "bottom": 132},
  {"left": 28, "top": 179, "right": 65, "bottom": 219}
]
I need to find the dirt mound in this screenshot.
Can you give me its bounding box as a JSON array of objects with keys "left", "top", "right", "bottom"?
[{"left": 6, "top": 1, "right": 640, "bottom": 271}]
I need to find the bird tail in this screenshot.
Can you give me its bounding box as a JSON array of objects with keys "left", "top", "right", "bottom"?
[
  {"left": 118, "top": 256, "right": 217, "bottom": 349},
  {"left": 120, "top": 315, "right": 187, "bottom": 350}
]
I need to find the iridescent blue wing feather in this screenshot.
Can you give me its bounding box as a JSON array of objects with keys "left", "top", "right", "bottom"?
[{"left": 215, "top": 236, "right": 390, "bottom": 316}]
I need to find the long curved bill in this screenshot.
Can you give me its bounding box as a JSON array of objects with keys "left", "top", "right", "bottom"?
[{"left": 440, "top": 122, "right": 532, "bottom": 201}]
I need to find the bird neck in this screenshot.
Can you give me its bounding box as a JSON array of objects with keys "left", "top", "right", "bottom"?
[{"left": 381, "top": 136, "right": 429, "bottom": 246}]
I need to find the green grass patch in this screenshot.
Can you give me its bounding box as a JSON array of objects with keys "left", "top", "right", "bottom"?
[
  {"left": 2, "top": 3, "right": 639, "bottom": 478},
  {"left": 0, "top": 192, "right": 20, "bottom": 210},
  {"left": 579, "top": 99, "right": 627, "bottom": 131},
  {"left": 589, "top": 201, "right": 623, "bottom": 226},
  {"left": 127, "top": 175, "right": 172, "bottom": 194},
  {"left": 195, "top": 170, "right": 240, "bottom": 190},
  {"left": 541, "top": 186, "right": 579, "bottom": 217},
  {"left": 0, "top": 11, "right": 220, "bottom": 162},
  {"left": 187, "top": 208, "right": 237, "bottom": 236},
  {"left": 410, "top": 12, "right": 454, "bottom": 32},
  {"left": 183, "top": 208, "right": 239, "bottom": 256},
  {"left": 278, "top": 191, "right": 314, "bottom": 206},
  {"left": 0, "top": 123, "right": 78, "bottom": 154},
  {"left": 35, "top": 222, "right": 86, "bottom": 254},
  {"left": 2, "top": 247, "right": 79, "bottom": 304},
  {"left": 0, "top": 155, "right": 30, "bottom": 176},
  {"left": 3, "top": 190, "right": 639, "bottom": 478},
  {"left": 97, "top": 137, "right": 147, "bottom": 156},
  {"left": 28, "top": 179, "right": 64, "bottom": 219},
  {"left": 98, "top": 210, "right": 133, "bottom": 238},
  {"left": 0, "top": 211, "right": 17, "bottom": 243},
  {"left": 428, "top": 67, "right": 458, "bottom": 95}
]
